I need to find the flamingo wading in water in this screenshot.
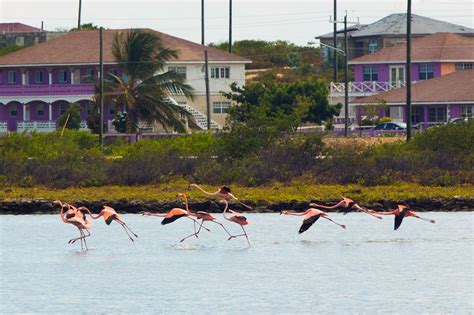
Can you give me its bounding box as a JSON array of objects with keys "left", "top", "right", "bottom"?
[
  {"left": 190, "top": 183, "right": 253, "bottom": 209},
  {"left": 368, "top": 205, "right": 435, "bottom": 230},
  {"left": 309, "top": 197, "right": 383, "bottom": 219},
  {"left": 220, "top": 199, "right": 251, "bottom": 246},
  {"left": 281, "top": 208, "right": 346, "bottom": 234},
  {"left": 56, "top": 200, "right": 93, "bottom": 251},
  {"left": 178, "top": 193, "right": 235, "bottom": 242},
  {"left": 79, "top": 205, "right": 138, "bottom": 242}
]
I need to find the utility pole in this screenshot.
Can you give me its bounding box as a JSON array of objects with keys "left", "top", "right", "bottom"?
[
  {"left": 99, "top": 27, "right": 104, "bottom": 150},
  {"left": 78, "top": 0, "right": 82, "bottom": 30},
  {"left": 229, "top": 0, "right": 232, "bottom": 53},
  {"left": 201, "top": 0, "right": 205, "bottom": 45},
  {"left": 204, "top": 50, "right": 211, "bottom": 130},
  {"left": 344, "top": 14, "right": 349, "bottom": 137},
  {"left": 406, "top": 0, "right": 412, "bottom": 141},
  {"left": 333, "top": 0, "right": 337, "bottom": 82}
]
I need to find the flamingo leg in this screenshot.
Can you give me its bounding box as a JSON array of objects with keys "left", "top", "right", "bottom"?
[
  {"left": 83, "top": 229, "right": 90, "bottom": 250},
  {"left": 357, "top": 207, "right": 383, "bottom": 219},
  {"left": 321, "top": 216, "right": 346, "bottom": 229},
  {"left": 118, "top": 221, "right": 135, "bottom": 242},
  {"left": 186, "top": 217, "right": 211, "bottom": 232},
  {"left": 210, "top": 220, "right": 235, "bottom": 238},
  {"left": 180, "top": 220, "right": 206, "bottom": 242},
  {"left": 414, "top": 216, "right": 436, "bottom": 224},
  {"left": 123, "top": 222, "right": 139, "bottom": 238},
  {"left": 228, "top": 225, "right": 251, "bottom": 246}
]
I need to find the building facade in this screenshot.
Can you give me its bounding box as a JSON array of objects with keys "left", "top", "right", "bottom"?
[{"left": 0, "top": 29, "right": 250, "bottom": 133}]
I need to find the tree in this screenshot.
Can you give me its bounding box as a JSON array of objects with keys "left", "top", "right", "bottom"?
[
  {"left": 58, "top": 103, "right": 82, "bottom": 130},
  {"left": 103, "top": 30, "right": 196, "bottom": 133}
]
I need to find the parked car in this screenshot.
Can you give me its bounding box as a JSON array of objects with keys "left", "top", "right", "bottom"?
[
  {"left": 447, "top": 117, "right": 473, "bottom": 125},
  {"left": 373, "top": 122, "right": 407, "bottom": 131}
]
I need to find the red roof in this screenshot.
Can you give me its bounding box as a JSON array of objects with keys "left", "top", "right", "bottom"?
[
  {"left": 349, "top": 33, "right": 474, "bottom": 64},
  {"left": 0, "top": 23, "right": 43, "bottom": 34},
  {"left": 0, "top": 29, "right": 250, "bottom": 66},
  {"left": 354, "top": 70, "right": 474, "bottom": 104}
]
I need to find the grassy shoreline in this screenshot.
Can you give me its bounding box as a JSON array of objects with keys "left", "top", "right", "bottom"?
[{"left": 1, "top": 181, "right": 473, "bottom": 204}]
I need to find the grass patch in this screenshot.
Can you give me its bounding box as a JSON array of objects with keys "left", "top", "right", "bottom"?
[{"left": 1, "top": 179, "right": 472, "bottom": 204}]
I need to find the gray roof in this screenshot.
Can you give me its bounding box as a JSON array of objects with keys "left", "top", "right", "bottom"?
[
  {"left": 316, "top": 25, "right": 366, "bottom": 39},
  {"left": 316, "top": 13, "right": 474, "bottom": 39}
]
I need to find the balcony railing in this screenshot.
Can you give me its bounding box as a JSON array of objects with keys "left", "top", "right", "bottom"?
[
  {"left": 330, "top": 81, "right": 412, "bottom": 95},
  {"left": 0, "top": 84, "right": 94, "bottom": 97},
  {"left": 17, "top": 121, "right": 57, "bottom": 133},
  {"left": 0, "top": 121, "right": 7, "bottom": 133}
]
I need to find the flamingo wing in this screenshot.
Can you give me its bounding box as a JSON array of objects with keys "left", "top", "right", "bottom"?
[
  {"left": 299, "top": 215, "right": 320, "bottom": 234},
  {"left": 394, "top": 209, "right": 409, "bottom": 230},
  {"left": 161, "top": 214, "right": 188, "bottom": 225},
  {"left": 105, "top": 213, "right": 117, "bottom": 225}
]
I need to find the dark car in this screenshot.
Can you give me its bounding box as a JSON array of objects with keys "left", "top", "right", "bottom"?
[
  {"left": 447, "top": 117, "right": 473, "bottom": 125},
  {"left": 373, "top": 122, "right": 407, "bottom": 131}
]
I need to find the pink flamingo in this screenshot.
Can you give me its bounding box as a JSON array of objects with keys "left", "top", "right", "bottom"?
[
  {"left": 189, "top": 183, "right": 253, "bottom": 209},
  {"left": 309, "top": 197, "right": 383, "bottom": 219},
  {"left": 368, "top": 205, "right": 435, "bottom": 230},
  {"left": 56, "top": 200, "right": 92, "bottom": 250},
  {"left": 281, "top": 208, "right": 346, "bottom": 234},
  {"left": 78, "top": 205, "right": 138, "bottom": 242},
  {"left": 220, "top": 199, "right": 251, "bottom": 246},
  {"left": 178, "top": 192, "right": 235, "bottom": 242}
]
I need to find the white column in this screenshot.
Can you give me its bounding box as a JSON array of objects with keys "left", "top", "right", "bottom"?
[
  {"left": 23, "top": 104, "right": 26, "bottom": 121},
  {"left": 22, "top": 72, "right": 26, "bottom": 85},
  {"left": 446, "top": 104, "right": 450, "bottom": 121},
  {"left": 48, "top": 103, "right": 52, "bottom": 121},
  {"left": 48, "top": 70, "right": 52, "bottom": 85}
]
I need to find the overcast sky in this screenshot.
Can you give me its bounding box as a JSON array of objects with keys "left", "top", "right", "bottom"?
[{"left": 1, "top": 0, "right": 473, "bottom": 45}]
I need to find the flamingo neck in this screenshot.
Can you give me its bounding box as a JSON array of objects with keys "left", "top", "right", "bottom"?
[
  {"left": 182, "top": 194, "right": 194, "bottom": 215},
  {"left": 222, "top": 201, "right": 231, "bottom": 221}
]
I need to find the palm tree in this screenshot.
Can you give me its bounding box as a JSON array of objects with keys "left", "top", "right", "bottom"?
[{"left": 106, "top": 30, "right": 196, "bottom": 133}]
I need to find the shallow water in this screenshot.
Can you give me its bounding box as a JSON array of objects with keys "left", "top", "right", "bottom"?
[{"left": 0, "top": 212, "right": 473, "bottom": 313}]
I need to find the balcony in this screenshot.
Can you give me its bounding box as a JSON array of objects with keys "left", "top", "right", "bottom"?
[
  {"left": 17, "top": 121, "right": 57, "bottom": 133},
  {"left": 329, "top": 81, "right": 411, "bottom": 97},
  {"left": 0, "top": 121, "right": 7, "bottom": 133},
  {"left": 0, "top": 84, "right": 94, "bottom": 97}
]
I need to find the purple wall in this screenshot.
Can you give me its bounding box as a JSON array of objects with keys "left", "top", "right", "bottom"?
[{"left": 354, "top": 62, "right": 443, "bottom": 83}]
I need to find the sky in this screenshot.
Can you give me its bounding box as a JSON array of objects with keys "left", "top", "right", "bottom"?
[{"left": 1, "top": 0, "right": 473, "bottom": 46}]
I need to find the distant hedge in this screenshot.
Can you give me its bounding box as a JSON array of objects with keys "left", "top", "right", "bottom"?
[{"left": 0, "top": 122, "right": 473, "bottom": 188}]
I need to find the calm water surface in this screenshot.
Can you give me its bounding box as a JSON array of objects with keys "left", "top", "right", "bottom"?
[{"left": 1, "top": 212, "right": 473, "bottom": 313}]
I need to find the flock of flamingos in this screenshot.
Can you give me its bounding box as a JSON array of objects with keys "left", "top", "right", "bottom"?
[{"left": 58, "top": 183, "right": 436, "bottom": 250}]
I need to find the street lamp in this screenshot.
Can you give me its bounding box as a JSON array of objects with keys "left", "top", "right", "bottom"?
[{"left": 308, "top": 40, "right": 349, "bottom": 137}]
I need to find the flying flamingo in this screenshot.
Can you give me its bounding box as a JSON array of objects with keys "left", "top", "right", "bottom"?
[
  {"left": 189, "top": 183, "right": 253, "bottom": 209},
  {"left": 220, "top": 199, "right": 251, "bottom": 246},
  {"left": 368, "top": 205, "right": 436, "bottom": 230},
  {"left": 56, "top": 200, "right": 92, "bottom": 250},
  {"left": 280, "top": 208, "right": 346, "bottom": 234},
  {"left": 78, "top": 205, "right": 138, "bottom": 242},
  {"left": 309, "top": 197, "right": 383, "bottom": 219},
  {"left": 143, "top": 199, "right": 210, "bottom": 241},
  {"left": 178, "top": 192, "right": 235, "bottom": 243}
]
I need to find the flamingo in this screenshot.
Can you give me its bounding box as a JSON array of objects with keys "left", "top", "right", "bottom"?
[
  {"left": 56, "top": 201, "right": 92, "bottom": 251},
  {"left": 309, "top": 197, "right": 383, "bottom": 219},
  {"left": 178, "top": 192, "right": 235, "bottom": 242},
  {"left": 368, "top": 205, "right": 436, "bottom": 230},
  {"left": 78, "top": 205, "right": 138, "bottom": 242},
  {"left": 220, "top": 199, "right": 251, "bottom": 246},
  {"left": 189, "top": 183, "right": 253, "bottom": 209},
  {"left": 142, "top": 199, "right": 210, "bottom": 241},
  {"left": 280, "top": 208, "right": 346, "bottom": 234}
]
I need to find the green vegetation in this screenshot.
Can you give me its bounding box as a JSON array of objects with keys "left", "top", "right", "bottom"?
[
  {"left": 0, "top": 122, "right": 473, "bottom": 190},
  {"left": 57, "top": 103, "right": 82, "bottom": 130},
  {"left": 0, "top": 45, "right": 26, "bottom": 56}
]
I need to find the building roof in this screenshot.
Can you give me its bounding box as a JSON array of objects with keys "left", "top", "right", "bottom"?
[
  {"left": 0, "top": 29, "right": 251, "bottom": 66},
  {"left": 316, "top": 25, "right": 366, "bottom": 39},
  {"left": 316, "top": 13, "right": 473, "bottom": 40},
  {"left": 0, "top": 23, "right": 44, "bottom": 34},
  {"left": 349, "top": 33, "right": 474, "bottom": 64},
  {"left": 354, "top": 70, "right": 474, "bottom": 105}
]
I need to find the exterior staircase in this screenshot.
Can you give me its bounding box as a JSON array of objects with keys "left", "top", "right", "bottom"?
[{"left": 164, "top": 96, "right": 221, "bottom": 130}]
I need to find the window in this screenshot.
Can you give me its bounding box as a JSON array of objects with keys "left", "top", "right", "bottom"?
[
  {"left": 36, "top": 104, "right": 45, "bottom": 116},
  {"left": 363, "top": 65, "right": 378, "bottom": 81},
  {"left": 109, "top": 104, "right": 116, "bottom": 116},
  {"left": 211, "top": 67, "right": 230, "bottom": 79},
  {"left": 428, "top": 107, "right": 446, "bottom": 123},
  {"left": 10, "top": 104, "right": 18, "bottom": 117},
  {"left": 411, "top": 107, "right": 423, "bottom": 124},
  {"left": 34, "top": 70, "right": 43, "bottom": 83},
  {"left": 84, "top": 69, "right": 94, "bottom": 83},
  {"left": 168, "top": 66, "right": 187, "bottom": 79},
  {"left": 461, "top": 105, "right": 473, "bottom": 118},
  {"left": 419, "top": 64, "right": 434, "bottom": 80},
  {"left": 212, "top": 102, "right": 231, "bottom": 114},
  {"left": 455, "top": 63, "right": 473, "bottom": 71},
  {"left": 368, "top": 39, "right": 378, "bottom": 53},
  {"left": 60, "top": 103, "right": 69, "bottom": 115},
  {"left": 8, "top": 71, "right": 17, "bottom": 84},
  {"left": 58, "top": 70, "right": 68, "bottom": 83}
]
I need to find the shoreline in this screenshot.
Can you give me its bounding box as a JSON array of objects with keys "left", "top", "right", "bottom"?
[{"left": 1, "top": 197, "right": 473, "bottom": 214}]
